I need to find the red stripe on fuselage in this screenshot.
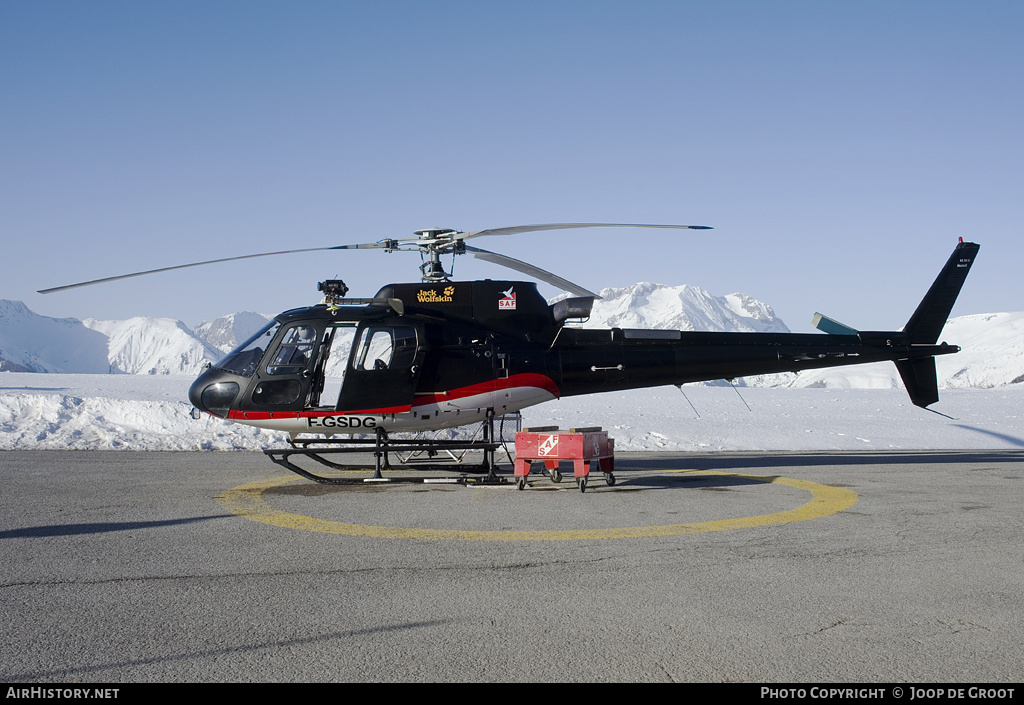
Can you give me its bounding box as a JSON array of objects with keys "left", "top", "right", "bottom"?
[
  {"left": 226, "top": 373, "right": 560, "bottom": 420},
  {"left": 408, "top": 372, "right": 560, "bottom": 407}
]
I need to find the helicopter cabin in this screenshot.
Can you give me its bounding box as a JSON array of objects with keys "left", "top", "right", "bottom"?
[{"left": 187, "top": 280, "right": 588, "bottom": 428}]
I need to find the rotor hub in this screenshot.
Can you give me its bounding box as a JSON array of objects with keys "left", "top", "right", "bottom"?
[
  {"left": 411, "top": 228, "right": 461, "bottom": 282},
  {"left": 413, "top": 228, "right": 458, "bottom": 241}
]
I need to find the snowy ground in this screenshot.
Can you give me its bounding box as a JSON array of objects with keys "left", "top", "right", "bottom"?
[{"left": 2, "top": 371, "right": 1022, "bottom": 452}]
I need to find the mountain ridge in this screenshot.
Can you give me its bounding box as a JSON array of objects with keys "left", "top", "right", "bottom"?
[{"left": 2, "top": 291, "right": 1021, "bottom": 389}]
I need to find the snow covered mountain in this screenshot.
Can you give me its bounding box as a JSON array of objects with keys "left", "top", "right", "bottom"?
[
  {"left": 2, "top": 288, "right": 1023, "bottom": 388},
  {"left": 82, "top": 317, "right": 222, "bottom": 375},
  {"left": 577, "top": 282, "right": 790, "bottom": 333},
  {"left": 0, "top": 300, "right": 222, "bottom": 374},
  {"left": 193, "top": 312, "right": 273, "bottom": 353},
  {"left": 0, "top": 300, "right": 110, "bottom": 373}
]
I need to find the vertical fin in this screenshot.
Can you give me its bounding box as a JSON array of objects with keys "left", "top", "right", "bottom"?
[
  {"left": 894, "top": 240, "right": 979, "bottom": 408},
  {"left": 895, "top": 358, "right": 939, "bottom": 408},
  {"left": 903, "top": 241, "right": 980, "bottom": 344}
]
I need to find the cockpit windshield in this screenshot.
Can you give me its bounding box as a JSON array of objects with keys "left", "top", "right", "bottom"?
[{"left": 214, "top": 320, "right": 281, "bottom": 376}]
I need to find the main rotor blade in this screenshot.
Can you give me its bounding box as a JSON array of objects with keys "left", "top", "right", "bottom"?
[
  {"left": 457, "top": 223, "right": 712, "bottom": 241},
  {"left": 37, "top": 242, "right": 391, "bottom": 294},
  {"left": 463, "top": 245, "right": 600, "bottom": 299},
  {"left": 38, "top": 223, "right": 712, "bottom": 294}
]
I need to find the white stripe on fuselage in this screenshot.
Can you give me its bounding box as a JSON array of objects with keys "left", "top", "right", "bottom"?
[{"left": 231, "top": 385, "right": 557, "bottom": 436}]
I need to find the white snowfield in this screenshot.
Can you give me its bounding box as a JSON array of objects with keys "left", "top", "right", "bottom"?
[
  {"left": 1, "top": 372, "right": 1021, "bottom": 452},
  {"left": 2, "top": 292, "right": 1022, "bottom": 453}
]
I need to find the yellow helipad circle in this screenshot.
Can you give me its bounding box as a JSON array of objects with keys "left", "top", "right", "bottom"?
[{"left": 216, "top": 470, "right": 858, "bottom": 540}]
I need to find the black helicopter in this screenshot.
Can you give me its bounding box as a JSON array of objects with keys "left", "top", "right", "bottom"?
[{"left": 41, "top": 224, "right": 979, "bottom": 484}]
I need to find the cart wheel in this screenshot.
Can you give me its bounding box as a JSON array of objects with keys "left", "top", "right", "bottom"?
[
  {"left": 550, "top": 468, "right": 562, "bottom": 483},
  {"left": 517, "top": 477, "right": 526, "bottom": 491},
  {"left": 578, "top": 476, "right": 587, "bottom": 493},
  {"left": 604, "top": 472, "right": 616, "bottom": 487}
]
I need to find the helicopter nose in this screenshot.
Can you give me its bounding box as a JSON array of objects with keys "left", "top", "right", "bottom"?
[{"left": 188, "top": 372, "right": 240, "bottom": 419}]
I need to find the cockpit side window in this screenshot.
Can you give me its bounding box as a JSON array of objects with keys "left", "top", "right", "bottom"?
[
  {"left": 266, "top": 325, "right": 318, "bottom": 375},
  {"left": 353, "top": 326, "right": 417, "bottom": 371}
]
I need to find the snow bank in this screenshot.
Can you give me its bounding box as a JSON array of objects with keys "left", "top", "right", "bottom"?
[
  {"left": 0, "top": 374, "right": 287, "bottom": 450},
  {"left": 2, "top": 372, "right": 1021, "bottom": 452}
]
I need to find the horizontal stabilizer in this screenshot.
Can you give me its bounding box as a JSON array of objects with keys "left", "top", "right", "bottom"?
[{"left": 812, "top": 313, "right": 858, "bottom": 336}]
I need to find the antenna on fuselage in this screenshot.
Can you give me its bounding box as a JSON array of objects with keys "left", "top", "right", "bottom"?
[
  {"left": 676, "top": 385, "right": 701, "bottom": 419},
  {"left": 726, "top": 378, "right": 752, "bottom": 412}
]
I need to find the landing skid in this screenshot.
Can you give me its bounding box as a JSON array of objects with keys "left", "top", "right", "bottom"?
[{"left": 264, "top": 412, "right": 516, "bottom": 485}]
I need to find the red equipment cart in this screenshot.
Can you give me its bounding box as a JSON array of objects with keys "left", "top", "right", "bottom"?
[{"left": 513, "top": 426, "right": 615, "bottom": 492}]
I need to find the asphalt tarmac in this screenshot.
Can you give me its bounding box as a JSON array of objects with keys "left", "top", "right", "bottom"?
[{"left": 1, "top": 449, "right": 1022, "bottom": 683}]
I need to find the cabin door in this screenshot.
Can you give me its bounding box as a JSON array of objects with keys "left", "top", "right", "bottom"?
[
  {"left": 336, "top": 323, "right": 422, "bottom": 412},
  {"left": 243, "top": 322, "right": 324, "bottom": 412}
]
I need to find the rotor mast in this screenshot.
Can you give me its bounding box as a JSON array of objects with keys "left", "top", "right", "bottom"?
[{"left": 414, "top": 228, "right": 460, "bottom": 283}]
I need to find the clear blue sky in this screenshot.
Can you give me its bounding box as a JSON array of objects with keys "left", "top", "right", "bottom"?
[{"left": 3, "top": 1, "right": 1021, "bottom": 332}]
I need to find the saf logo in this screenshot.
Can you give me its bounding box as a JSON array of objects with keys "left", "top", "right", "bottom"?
[
  {"left": 498, "top": 286, "right": 516, "bottom": 310},
  {"left": 538, "top": 434, "right": 558, "bottom": 456}
]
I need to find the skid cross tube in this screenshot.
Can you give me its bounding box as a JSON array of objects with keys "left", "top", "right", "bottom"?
[{"left": 264, "top": 419, "right": 511, "bottom": 485}]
